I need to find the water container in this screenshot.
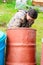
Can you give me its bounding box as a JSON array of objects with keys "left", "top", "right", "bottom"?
[
  {"left": 6, "top": 28, "right": 36, "bottom": 65},
  {"left": 0, "top": 31, "right": 6, "bottom": 65}
]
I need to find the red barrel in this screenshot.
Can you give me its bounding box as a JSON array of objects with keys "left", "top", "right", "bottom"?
[
  {"left": 41, "top": 38, "right": 43, "bottom": 65},
  {"left": 6, "top": 28, "right": 36, "bottom": 65}
]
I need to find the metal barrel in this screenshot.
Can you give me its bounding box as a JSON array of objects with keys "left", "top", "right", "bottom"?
[{"left": 6, "top": 28, "right": 36, "bottom": 65}]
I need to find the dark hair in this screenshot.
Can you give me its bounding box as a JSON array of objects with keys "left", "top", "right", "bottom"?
[{"left": 27, "top": 8, "right": 38, "bottom": 19}]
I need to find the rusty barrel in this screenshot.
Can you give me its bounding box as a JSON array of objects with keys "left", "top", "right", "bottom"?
[
  {"left": 6, "top": 28, "right": 36, "bottom": 65},
  {"left": 41, "top": 38, "right": 43, "bottom": 65}
]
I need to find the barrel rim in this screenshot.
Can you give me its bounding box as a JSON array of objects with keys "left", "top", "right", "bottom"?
[
  {"left": 7, "top": 43, "right": 36, "bottom": 47},
  {"left": 6, "top": 62, "right": 36, "bottom": 65},
  {"left": 7, "top": 28, "right": 36, "bottom": 31}
]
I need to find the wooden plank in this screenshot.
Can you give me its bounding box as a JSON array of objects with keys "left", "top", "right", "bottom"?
[
  {"left": 32, "top": 1, "right": 43, "bottom": 6},
  {"left": 33, "top": 0, "right": 43, "bottom": 2}
]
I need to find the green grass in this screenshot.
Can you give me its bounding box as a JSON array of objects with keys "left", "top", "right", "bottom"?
[
  {"left": 0, "top": 3, "right": 43, "bottom": 65},
  {"left": 27, "top": 0, "right": 32, "bottom": 6},
  {"left": 32, "top": 12, "right": 43, "bottom": 65},
  {"left": 0, "top": 3, "right": 17, "bottom": 24}
]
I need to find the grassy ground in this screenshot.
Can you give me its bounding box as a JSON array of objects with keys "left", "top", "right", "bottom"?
[
  {"left": 0, "top": 3, "right": 43, "bottom": 65},
  {"left": 0, "top": 3, "right": 17, "bottom": 24},
  {"left": 32, "top": 12, "right": 43, "bottom": 65}
]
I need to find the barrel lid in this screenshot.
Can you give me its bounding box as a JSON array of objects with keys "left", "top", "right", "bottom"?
[{"left": 0, "top": 31, "right": 6, "bottom": 42}]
